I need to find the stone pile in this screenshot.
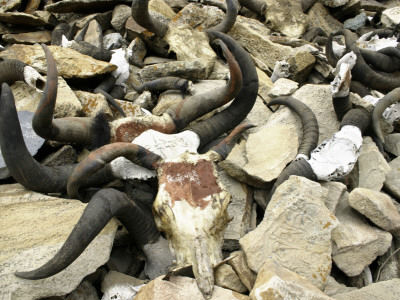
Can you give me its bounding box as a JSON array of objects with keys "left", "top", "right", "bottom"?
[{"left": 1, "top": 0, "right": 400, "bottom": 299}]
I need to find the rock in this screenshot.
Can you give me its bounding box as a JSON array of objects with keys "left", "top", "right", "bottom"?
[
  {"left": 323, "top": 276, "right": 357, "bottom": 297},
  {"left": 348, "top": 136, "right": 391, "bottom": 191},
  {"left": 307, "top": 2, "right": 343, "bottom": 35},
  {"left": 256, "top": 68, "right": 273, "bottom": 101},
  {"left": 0, "top": 44, "right": 117, "bottom": 79},
  {"left": 375, "top": 241, "right": 400, "bottom": 282},
  {"left": 214, "top": 264, "right": 248, "bottom": 294},
  {"left": 0, "top": 0, "right": 21, "bottom": 13},
  {"left": 333, "top": 278, "right": 400, "bottom": 300},
  {"left": 219, "top": 170, "right": 253, "bottom": 251},
  {"left": 288, "top": 50, "right": 316, "bottom": 83},
  {"left": 320, "top": 181, "right": 347, "bottom": 213},
  {"left": 361, "top": 0, "right": 386, "bottom": 12},
  {"left": 228, "top": 251, "right": 257, "bottom": 291},
  {"left": 221, "top": 124, "right": 298, "bottom": 187},
  {"left": 111, "top": 4, "right": 132, "bottom": 33},
  {"left": 44, "top": 0, "right": 132, "bottom": 13},
  {"left": 343, "top": 11, "right": 367, "bottom": 31},
  {"left": 24, "top": 0, "right": 41, "bottom": 14},
  {"left": 42, "top": 145, "right": 78, "bottom": 167},
  {"left": 323, "top": 0, "right": 350, "bottom": 7},
  {"left": 331, "top": 192, "right": 392, "bottom": 277},
  {"left": 384, "top": 156, "right": 400, "bottom": 200},
  {"left": 381, "top": 7, "right": 400, "bottom": 27},
  {"left": 250, "top": 259, "right": 333, "bottom": 300},
  {"left": 0, "top": 183, "right": 57, "bottom": 206},
  {"left": 240, "top": 176, "right": 338, "bottom": 290},
  {"left": 349, "top": 188, "right": 400, "bottom": 234},
  {"left": 111, "top": 99, "right": 143, "bottom": 118},
  {"left": 0, "top": 192, "right": 118, "bottom": 300},
  {"left": 102, "top": 283, "right": 144, "bottom": 300},
  {"left": 2, "top": 31, "right": 52, "bottom": 45},
  {"left": 66, "top": 280, "right": 99, "bottom": 300},
  {"left": 134, "top": 276, "right": 250, "bottom": 300},
  {"left": 103, "top": 33, "right": 124, "bottom": 50},
  {"left": 384, "top": 133, "right": 400, "bottom": 156},
  {"left": 268, "top": 78, "right": 299, "bottom": 98},
  {"left": 11, "top": 76, "right": 83, "bottom": 118},
  {"left": 83, "top": 19, "right": 103, "bottom": 48},
  {"left": 74, "top": 90, "right": 114, "bottom": 118},
  {"left": 0, "top": 12, "right": 47, "bottom": 26},
  {"left": 101, "top": 270, "right": 148, "bottom": 293},
  {"left": 264, "top": 0, "right": 309, "bottom": 38},
  {"left": 170, "top": 2, "right": 224, "bottom": 29}
]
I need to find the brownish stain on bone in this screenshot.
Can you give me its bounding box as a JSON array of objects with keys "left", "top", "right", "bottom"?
[{"left": 159, "top": 159, "right": 221, "bottom": 209}]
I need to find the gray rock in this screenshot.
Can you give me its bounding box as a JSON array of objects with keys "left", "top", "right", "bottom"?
[
  {"left": 308, "top": 2, "right": 343, "bottom": 35},
  {"left": 323, "top": 0, "right": 350, "bottom": 7},
  {"left": 384, "top": 133, "right": 400, "bottom": 156},
  {"left": 0, "top": 12, "right": 47, "bottom": 26},
  {"left": 343, "top": 12, "right": 367, "bottom": 31},
  {"left": 111, "top": 4, "right": 132, "bottom": 33},
  {"left": 268, "top": 78, "right": 299, "bottom": 98},
  {"left": 384, "top": 156, "right": 400, "bottom": 200},
  {"left": 103, "top": 33, "right": 124, "bottom": 50},
  {"left": 227, "top": 251, "right": 257, "bottom": 291},
  {"left": 83, "top": 19, "right": 103, "bottom": 49},
  {"left": 101, "top": 270, "right": 148, "bottom": 293}
]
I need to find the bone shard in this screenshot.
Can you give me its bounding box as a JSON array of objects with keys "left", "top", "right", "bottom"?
[{"left": 308, "top": 125, "right": 363, "bottom": 181}]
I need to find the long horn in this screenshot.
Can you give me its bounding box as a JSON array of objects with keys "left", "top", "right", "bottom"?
[
  {"left": 67, "top": 142, "right": 162, "bottom": 200},
  {"left": 189, "top": 31, "right": 258, "bottom": 147},
  {"left": 372, "top": 87, "right": 400, "bottom": 143},
  {"left": 359, "top": 48, "right": 400, "bottom": 73},
  {"left": 0, "top": 59, "right": 45, "bottom": 91},
  {"left": 267, "top": 97, "right": 319, "bottom": 159},
  {"left": 132, "top": 76, "right": 191, "bottom": 95},
  {"left": 70, "top": 41, "right": 112, "bottom": 62},
  {"left": 341, "top": 107, "right": 371, "bottom": 134},
  {"left": 331, "top": 29, "right": 400, "bottom": 92},
  {"left": 15, "top": 188, "right": 160, "bottom": 280},
  {"left": 165, "top": 38, "right": 242, "bottom": 131},
  {"left": 93, "top": 75, "right": 126, "bottom": 117},
  {"left": 350, "top": 80, "right": 371, "bottom": 98},
  {"left": 32, "top": 44, "right": 111, "bottom": 150},
  {"left": 131, "top": 0, "right": 169, "bottom": 38},
  {"left": 206, "top": 0, "right": 238, "bottom": 34},
  {"left": 237, "top": 0, "right": 266, "bottom": 15}
]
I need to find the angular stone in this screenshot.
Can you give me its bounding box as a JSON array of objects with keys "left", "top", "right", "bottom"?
[
  {"left": 384, "top": 133, "right": 400, "bottom": 156},
  {"left": 65, "top": 281, "right": 99, "bottom": 300},
  {"left": 74, "top": 90, "right": 113, "bottom": 118},
  {"left": 320, "top": 181, "right": 347, "bottom": 213},
  {"left": 111, "top": 4, "right": 131, "bottom": 33},
  {"left": 331, "top": 192, "right": 392, "bottom": 277},
  {"left": 0, "top": 44, "right": 117, "bottom": 79},
  {"left": 375, "top": 241, "right": 400, "bottom": 282},
  {"left": 0, "top": 183, "right": 56, "bottom": 206},
  {"left": 228, "top": 251, "right": 257, "bottom": 291},
  {"left": 42, "top": 145, "right": 78, "bottom": 167},
  {"left": 241, "top": 97, "right": 273, "bottom": 128},
  {"left": 240, "top": 176, "right": 338, "bottom": 290},
  {"left": 323, "top": 276, "right": 357, "bottom": 297},
  {"left": 264, "top": 0, "right": 309, "bottom": 38},
  {"left": 333, "top": 278, "right": 400, "bottom": 300},
  {"left": 288, "top": 50, "right": 316, "bottom": 83},
  {"left": 384, "top": 156, "right": 400, "bottom": 200},
  {"left": 221, "top": 124, "right": 298, "bottom": 188},
  {"left": 307, "top": 2, "right": 343, "bottom": 35},
  {"left": 2, "top": 31, "right": 52, "bottom": 45},
  {"left": 343, "top": 12, "right": 367, "bottom": 31},
  {"left": 134, "top": 276, "right": 250, "bottom": 300},
  {"left": 170, "top": 3, "right": 224, "bottom": 29},
  {"left": 348, "top": 136, "right": 391, "bottom": 191},
  {"left": 0, "top": 0, "right": 21, "bottom": 13},
  {"left": 256, "top": 67, "right": 273, "bottom": 102},
  {"left": 101, "top": 270, "right": 148, "bottom": 293},
  {"left": 219, "top": 170, "right": 253, "bottom": 251},
  {"left": 11, "top": 76, "right": 83, "bottom": 118},
  {"left": 0, "top": 12, "right": 47, "bottom": 26},
  {"left": 44, "top": 0, "right": 132, "bottom": 13},
  {"left": 349, "top": 188, "right": 400, "bottom": 234},
  {"left": 112, "top": 99, "right": 143, "bottom": 118},
  {"left": 215, "top": 264, "right": 248, "bottom": 294},
  {"left": 250, "top": 259, "right": 333, "bottom": 300},
  {"left": 382, "top": 7, "right": 400, "bottom": 27},
  {"left": 83, "top": 19, "right": 103, "bottom": 48},
  {"left": 268, "top": 78, "right": 299, "bottom": 98},
  {"left": 323, "top": 0, "right": 350, "bottom": 7},
  {"left": 24, "top": 0, "right": 41, "bottom": 14},
  {"left": 0, "top": 194, "right": 118, "bottom": 300}
]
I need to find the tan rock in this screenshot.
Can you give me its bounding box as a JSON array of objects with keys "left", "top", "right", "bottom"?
[
  {"left": 333, "top": 278, "right": 400, "bottom": 300},
  {"left": 74, "top": 90, "right": 113, "bottom": 118},
  {"left": 228, "top": 251, "right": 257, "bottom": 291},
  {"left": 0, "top": 12, "right": 47, "bottom": 26},
  {"left": 0, "top": 44, "right": 117, "bottom": 79},
  {"left": 384, "top": 156, "right": 400, "bottom": 200},
  {"left": 2, "top": 31, "right": 52, "bottom": 45},
  {"left": 215, "top": 264, "right": 248, "bottom": 294}
]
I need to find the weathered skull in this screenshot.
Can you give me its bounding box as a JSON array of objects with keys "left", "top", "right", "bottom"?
[{"left": 153, "top": 150, "right": 231, "bottom": 298}]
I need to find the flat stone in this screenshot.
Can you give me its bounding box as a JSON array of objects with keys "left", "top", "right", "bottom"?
[
  {"left": 361, "top": 0, "right": 387, "bottom": 12},
  {"left": 215, "top": 264, "right": 248, "bottom": 294},
  {"left": 2, "top": 31, "right": 52, "bottom": 44},
  {"left": 250, "top": 259, "right": 333, "bottom": 300},
  {"left": 384, "top": 156, "right": 400, "bottom": 200},
  {"left": 384, "top": 133, "right": 400, "bottom": 156},
  {"left": 382, "top": 6, "right": 400, "bottom": 27},
  {"left": 134, "top": 276, "right": 250, "bottom": 300},
  {"left": 333, "top": 278, "right": 400, "bottom": 300},
  {"left": 331, "top": 192, "right": 392, "bottom": 277},
  {"left": 268, "top": 78, "right": 299, "bottom": 98},
  {"left": 11, "top": 76, "right": 83, "bottom": 118},
  {"left": 0, "top": 44, "right": 117, "bottom": 79},
  {"left": 0, "top": 194, "right": 118, "bottom": 300},
  {"left": 240, "top": 176, "right": 338, "bottom": 290},
  {"left": 228, "top": 251, "right": 257, "bottom": 291},
  {"left": 44, "top": 0, "right": 132, "bottom": 13},
  {"left": 0, "top": 12, "right": 47, "bottom": 26},
  {"left": 0, "top": 0, "right": 21, "bottom": 13},
  {"left": 170, "top": 3, "right": 224, "bottom": 29}
]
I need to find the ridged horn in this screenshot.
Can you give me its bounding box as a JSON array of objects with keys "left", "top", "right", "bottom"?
[
  {"left": 341, "top": 107, "right": 371, "bottom": 134},
  {"left": 350, "top": 80, "right": 371, "bottom": 98},
  {"left": 267, "top": 97, "right": 319, "bottom": 159},
  {"left": 237, "top": 0, "right": 266, "bottom": 15},
  {"left": 189, "top": 31, "right": 258, "bottom": 147},
  {"left": 67, "top": 142, "right": 162, "bottom": 200},
  {"left": 0, "top": 59, "right": 45, "bottom": 91},
  {"left": 32, "top": 44, "right": 111, "bottom": 150},
  {"left": 372, "top": 87, "right": 400, "bottom": 143},
  {"left": 132, "top": 77, "right": 190, "bottom": 94},
  {"left": 165, "top": 38, "right": 242, "bottom": 131},
  {"left": 359, "top": 48, "right": 400, "bottom": 73},
  {"left": 332, "top": 95, "right": 352, "bottom": 121},
  {"left": 206, "top": 0, "right": 238, "bottom": 34},
  {"left": 131, "top": 0, "right": 169, "bottom": 38},
  {"left": 15, "top": 188, "right": 160, "bottom": 280}
]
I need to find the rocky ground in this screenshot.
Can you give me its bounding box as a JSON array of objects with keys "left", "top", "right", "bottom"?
[{"left": 1, "top": 0, "right": 400, "bottom": 299}]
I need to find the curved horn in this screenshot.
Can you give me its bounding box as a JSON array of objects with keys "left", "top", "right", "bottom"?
[
  {"left": 267, "top": 97, "right": 319, "bottom": 159},
  {"left": 332, "top": 95, "right": 352, "bottom": 121},
  {"left": 93, "top": 75, "right": 126, "bottom": 117},
  {"left": 359, "top": 48, "right": 400, "bottom": 73},
  {"left": 70, "top": 41, "right": 112, "bottom": 62},
  {"left": 237, "top": 0, "right": 266, "bottom": 15},
  {"left": 15, "top": 188, "right": 160, "bottom": 280},
  {"left": 189, "top": 31, "right": 258, "bottom": 147},
  {"left": 132, "top": 77, "right": 191, "bottom": 95},
  {"left": 51, "top": 23, "right": 72, "bottom": 46},
  {"left": 32, "top": 44, "right": 111, "bottom": 150},
  {"left": 165, "top": 38, "right": 242, "bottom": 131},
  {"left": 0, "top": 59, "right": 45, "bottom": 91},
  {"left": 341, "top": 107, "right": 371, "bottom": 134},
  {"left": 350, "top": 80, "right": 371, "bottom": 98},
  {"left": 131, "top": 0, "right": 169, "bottom": 38},
  {"left": 372, "top": 87, "right": 400, "bottom": 143},
  {"left": 207, "top": 0, "right": 238, "bottom": 34},
  {"left": 67, "top": 142, "right": 162, "bottom": 200},
  {"left": 325, "top": 33, "right": 340, "bottom": 67}
]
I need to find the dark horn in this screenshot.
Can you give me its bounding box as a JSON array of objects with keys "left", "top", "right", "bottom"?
[
  {"left": 267, "top": 97, "right": 319, "bottom": 159},
  {"left": 0, "top": 59, "right": 45, "bottom": 91},
  {"left": 132, "top": 77, "right": 190, "bottom": 94},
  {"left": 32, "top": 44, "right": 111, "bottom": 149},
  {"left": 189, "top": 31, "right": 258, "bottom": 147},
  {"left": 207, "top": 0, "right": 238, "bottom": 34},
  {"left": 70, "top": 41, "right": 112, "bottom": 62},
  {"left": 93, "top": 75, "right": 126, "bottom": 117},
  {"left": 67, "top": 142, "right": 162, "bottom": 200},
  {"left": 15, "top": 188, "right": 160, "bottom": 280},
  {"left": 51, "top": 23, "right": 72, "bottom": 46},
  {"left": 372, "top": 87, "right": 400, "bottom": 143},
  {"left": 165, "top": 38, "right": 242, "bottom": 131},
  {"left": 131, "top": 0, "right": 169, "bottom": 38},
  {"left": 341, "top": 108, "right": 371, "bottom": 134},
  {"left": 237, "top": 0, "right": 266, "bottom": 15},
  {"left": 350, "top": 80, "right": 371, "bottom": 98},
  {"left": 359, "top": 48, "right": 400, "bottom": 73}
]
